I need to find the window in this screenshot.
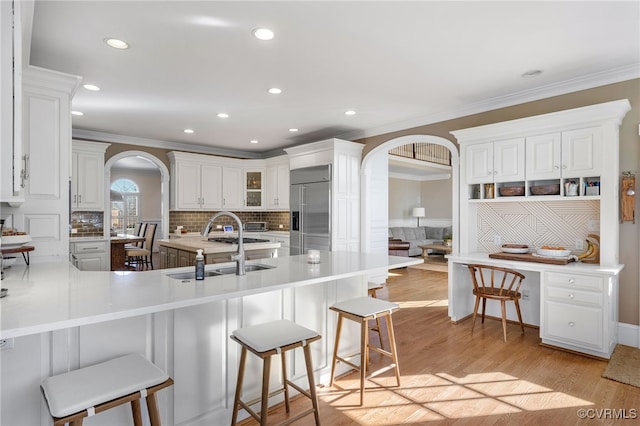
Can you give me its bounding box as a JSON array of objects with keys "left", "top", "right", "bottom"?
[{"left": 111, "top": 179, "right": 140, "bottom": 234}]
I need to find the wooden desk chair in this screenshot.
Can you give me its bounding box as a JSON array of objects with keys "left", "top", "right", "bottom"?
[{"left": 467, "top": 264, "right": 526, "bottom": 342}]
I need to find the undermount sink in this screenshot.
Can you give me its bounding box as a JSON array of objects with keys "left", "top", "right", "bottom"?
[{"left": 165, "top": 264, "right": 275, "bottom": 280}]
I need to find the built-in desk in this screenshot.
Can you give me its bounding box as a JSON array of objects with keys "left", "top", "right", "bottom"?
[{"left": 448, "top": 253, "right": 623, "bottom": 359}]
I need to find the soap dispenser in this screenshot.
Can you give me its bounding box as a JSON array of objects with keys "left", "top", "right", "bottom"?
[{"left": 195, "top": 249, "right": 205, "bottom": 280}]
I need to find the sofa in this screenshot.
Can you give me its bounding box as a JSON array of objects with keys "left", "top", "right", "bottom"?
[{"left": 388, "top": 225, "right": 452, "bottom": 257}]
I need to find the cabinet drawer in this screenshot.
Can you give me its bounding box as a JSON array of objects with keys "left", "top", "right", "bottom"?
[
  {"left": 71, "top": 241, "right": 106, "bottom": 254},
  {"left": 544, "top": 301, "right": 603, "bottom": 348},
  {"left": 545, "top": 272, "right": 603, "bottom": 291},
  {"left": 545, "top": 286, "right": 602, "bottom": 307}
]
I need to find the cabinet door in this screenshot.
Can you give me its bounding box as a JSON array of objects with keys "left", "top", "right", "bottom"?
[
  {"left": 175, "top": 162, "right": 203, "bottom": 209},
  {"left": 276, "top": 164, "right": 289, "bottom": 209},
  {"left": 76, "top": 151, "right": 104, "bottom": 210},
  {"left": 75, "top": 254, "right": 106, "bottom": 271},
  {"left": 526, "top": 133, "right": 561, "bottom": 180},
  {"left": 561, "top": 127, "right": 602, "bottom": 178},
  {"left": 493, "top": 138, "right": 525, "bottom": 182},
  {"left": 244, "top": 169, "right": 264, "bottom": 209},
  {"left": 200, "top": 163, "right": 222, "bottom": 209},
  {"left": 222, "top": 167, "right": 243, "bottom": 209},
  {"left": 465, "top": 143, "right": 493, "bottom": 184}
]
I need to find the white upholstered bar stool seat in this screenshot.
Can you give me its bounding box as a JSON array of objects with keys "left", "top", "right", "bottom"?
[
  {"left": 230, "top": 319, "right": 321, "bottom": 426},
  {"left": 329, "top": 296, "right": 401, "bottom": 406},
  {"left": 41, "top": 353, "right": 173, "bottom": 426}
]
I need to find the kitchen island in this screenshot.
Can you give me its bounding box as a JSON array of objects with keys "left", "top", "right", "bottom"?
[
  {"left": 157, "top": 234, "right": 281, "bottom": 268},
  {"left": 0, "top": 251, "right": 420, "bottom": 426}
]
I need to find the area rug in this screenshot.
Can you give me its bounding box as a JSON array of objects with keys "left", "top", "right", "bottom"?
[{"left": 602, "top": 344, "right": 640, "bottom": 388}]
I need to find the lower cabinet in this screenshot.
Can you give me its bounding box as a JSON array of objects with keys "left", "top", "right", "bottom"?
[
  {"left": 69, "top": 240, "right": 108, "bottom": 271},
  {"left": 541, "top": 271, "right": 616, "bottom": 358},
  {"left": 260, "top": 232, "right": 290, "bottom": 257}
]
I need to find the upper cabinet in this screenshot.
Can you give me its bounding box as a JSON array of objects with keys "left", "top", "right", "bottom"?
[
  {"left": 168, "top": 152, "right": 289, "bottom": 211},
  {"left": 466, "top": 138, "right": 525, "bottom": 184},
  {"left": 266, "top": 157, "right": 289, "bottom": 210},
  {"left": 71, "top": 141, "right": 109, "bottom": 211}
]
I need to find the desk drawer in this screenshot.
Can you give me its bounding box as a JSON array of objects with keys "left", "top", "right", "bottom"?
[
  {"left": 545, "top": 286, "right": 602, "bottom": 307},
  {"left": 544, "top": 301, "right": 603, "bottom": 349},
  {"left": 71, "top": 241, "right": 107, "bottom": 254},
  {"left": 545, "top": 272, "right": 603, "bottom": 291}
]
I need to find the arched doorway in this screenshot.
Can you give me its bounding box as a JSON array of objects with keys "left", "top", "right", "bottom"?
[
  {"left": 103, "top": 151, "right": 170, "bottom": 247},
  {"left": 360, "top": 135, "right": 460, "bottom": 283}
]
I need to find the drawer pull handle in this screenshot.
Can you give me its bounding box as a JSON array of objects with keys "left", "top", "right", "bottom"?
[
  {"left": 568, "top": 279, "right": 575, "bottom": 284},
  {"left": 82, "top": 247, "right": 99, "bottom": 251},
  {"left": 568, "top": 322, "right": 575, "bottom": 327},
  {"left": 568, "top": 293, "right": 574, "bottom": 299}
]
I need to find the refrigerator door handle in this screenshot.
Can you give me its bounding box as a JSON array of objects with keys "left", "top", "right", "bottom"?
[{"left": 292, "top": 211, "right": 299, "bottom": 231}]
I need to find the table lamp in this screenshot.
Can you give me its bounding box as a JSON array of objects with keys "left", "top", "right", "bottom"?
[{"left": 412, "top": 207, "right": 425, "bottom": 227}]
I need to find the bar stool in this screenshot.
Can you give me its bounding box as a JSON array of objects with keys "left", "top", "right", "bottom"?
[
  {"left": 329, "top": 296, "right": 400, "bottom": 406},
  {"left": 367, "top": 282, "right": 385, "bottom": 349},
  {"left": 230, "top": 319, "right": 321, "bottom": 426},
  {"left": 41, "top": 353, "right": 173, "bottom": 426}
]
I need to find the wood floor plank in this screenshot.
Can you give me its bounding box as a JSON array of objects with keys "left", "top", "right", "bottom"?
[{"left": 239, "top": 267, "right": 640, "bottom": 425}]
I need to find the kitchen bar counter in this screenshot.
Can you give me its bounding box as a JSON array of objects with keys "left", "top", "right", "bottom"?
[
  {"left": 0, "top": 252, "right": 420, "bottom": 426},
  {"left": 156, "top": 235, "right": 280, "bottom": 254},
  {"left": 1, "top": 252, "right": 419, "bottom": 339}
]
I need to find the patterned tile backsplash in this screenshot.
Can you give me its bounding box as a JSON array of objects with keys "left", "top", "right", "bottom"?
[
  {"left": 476, "top": 200, "right": 600, "bottom": 253},
  {"left": 70, "top": 211, "right": 104, "bottom": 237},
  {"left": 169, "top": 211, "right": 290, "bottom": 233}
]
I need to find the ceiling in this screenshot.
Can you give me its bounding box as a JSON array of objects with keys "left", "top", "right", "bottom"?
[{"left": 29, "top": 1, "right": 640, "bottom": 159}]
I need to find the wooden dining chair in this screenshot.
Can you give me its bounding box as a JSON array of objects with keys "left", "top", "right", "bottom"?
[
  {"left": 467, "top": 264, "right": 526, "bottom": 342},
  {"left": 126, "top": 223, "right": 156, "bottom": 270}
]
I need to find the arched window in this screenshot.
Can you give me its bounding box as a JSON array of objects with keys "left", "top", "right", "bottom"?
[{"left": 111, "top": 179, "right": 140, "bottom": 234}]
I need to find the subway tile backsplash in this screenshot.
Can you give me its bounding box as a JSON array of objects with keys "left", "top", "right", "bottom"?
[
  {"left": 169, "top": 211, "right": 290, "bottom": 233},
  {"left": 70, "top": 211, "right": 104, "bottom": 237}
]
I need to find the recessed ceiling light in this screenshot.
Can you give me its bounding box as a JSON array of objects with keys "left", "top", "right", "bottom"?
[
  {"left": 521, "top": 69, "right": 543, "bottom": 78},
  {"left": 71, "top": 111, "right": 84, "bottom": 116},
  {"left": 217, "top": 113, "right": 229, "bottom": 118},
  {"left": 345, "top": 110, "right": 356, "bottom": 116},
  {"left": 83, "top": 84, "right": 100, "bottom": 91},
  {"left": 250, "top": 140, "right": 259, "bottom": 144},
  {"left": 289, "top": 128, "right": 299, "bottom": 132},
  {"left": 252, "top": 28, "right": 274, "bottom": 41},
  {"left": 104, "top": 38, "right": 129, "bottom": 49},
  {"left": 184, "top": 129, "right": 194, "bottom": 134},
  {"left": 268, "top": 87, "right": 282, "bottom": 94}
]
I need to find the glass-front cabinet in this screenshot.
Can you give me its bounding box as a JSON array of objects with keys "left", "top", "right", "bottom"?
[{"left": 244, "top": 169, "right": 265, "bottom": 209}]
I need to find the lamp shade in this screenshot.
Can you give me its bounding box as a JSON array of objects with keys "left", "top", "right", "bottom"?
[{"left": 412, "top": 207, "right": 425, "bottom": 218}]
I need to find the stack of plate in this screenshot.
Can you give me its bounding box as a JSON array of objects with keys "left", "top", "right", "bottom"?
[
  {"left": 501, "top": 244, "right": 529, "bottom": 254},
  {"left": 536, "top": 248, "right": 571, "bottom": 257}
]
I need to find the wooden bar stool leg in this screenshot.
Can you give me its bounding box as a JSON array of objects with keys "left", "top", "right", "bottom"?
[
  {"left": 330, "top": 314, "right": 344, "bottom": 387},
  {"left": 303, "top": 344, "right": 321, "bottom": 425},
  {"left": 231, "top": 347, "right": 248, "bottom": 425},
  {"left": 260, "top": 356, "right": 271, "bottom": 426},
  {"left": 386, "top": 314, "right": 401, "bottom": 387},
  {"left": 359, "top": 318, "right": 368, "bottom": 406},
  {"left": 280, "top": 351, "right": 290, "bottom": 413},
  {"left": 146, "top": 392, "right": 161, "bottom": 426},
  {"left": 131, "top": 398, "right": 143, "bottom": 426}
]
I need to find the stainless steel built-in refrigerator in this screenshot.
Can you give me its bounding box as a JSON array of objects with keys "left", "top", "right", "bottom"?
[{"left": 289, "top": 165, "right": 331, "bottom": 255}]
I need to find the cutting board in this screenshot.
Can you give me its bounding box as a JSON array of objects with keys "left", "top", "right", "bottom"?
[{"left": 489, "top": 252, "right": 574, "bottom": 265}]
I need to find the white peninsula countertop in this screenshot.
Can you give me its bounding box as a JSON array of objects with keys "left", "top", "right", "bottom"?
[{"left": 0, "top": 252, "right": 421, "bottom": 339}]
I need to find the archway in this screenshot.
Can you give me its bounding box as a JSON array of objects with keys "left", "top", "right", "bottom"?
[
  {"left": 360, "top": 135, "right": 460, "bottom": 283},
  {"left": 104, "top": 151, "right": 170, "bottom": 248}
]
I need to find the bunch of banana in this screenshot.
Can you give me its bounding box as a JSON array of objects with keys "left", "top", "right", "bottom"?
[{"left": 577, "top": 234, "right": 600, "bottom": 262}]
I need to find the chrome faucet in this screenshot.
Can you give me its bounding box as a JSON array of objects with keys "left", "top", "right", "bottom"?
[{"left": 201, "top": 211, "right": 245, "bottom": 276}]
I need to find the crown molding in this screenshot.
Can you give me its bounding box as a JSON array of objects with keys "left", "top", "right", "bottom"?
[{"left": 339, "top": 64, "right": 640, "bottom": 141}]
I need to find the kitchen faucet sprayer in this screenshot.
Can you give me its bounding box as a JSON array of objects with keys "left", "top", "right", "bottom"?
[{"left": 201, "top": 212, "right": 245, "bottom": 275}]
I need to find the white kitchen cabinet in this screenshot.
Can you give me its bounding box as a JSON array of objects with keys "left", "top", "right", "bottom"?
[
  {"left": 266, "top": 161, "right": 289, "bottom": 210},
  {"left": 70, "top": 239, "right": 108, "bottom": 271},
  {"left": 526, "top": 128, "right": 602, "bottom": 181},
  {"left": 541, "top": 271, "right": 616, "bottom": 358},
  {"left": 222, "top": 166, "right": 243, "bottom": 209},
  {"left": 71, "top": 141, "right": 108, "bottom": 211},
  {"left": 465, "top": 138, "right": 524, "bottom": 184},
  {"left": 261, "top": 232, "right": 290, "bottom": 257},
  {"left": 168, "top": 152, "right": 222, "bottom": 210}
]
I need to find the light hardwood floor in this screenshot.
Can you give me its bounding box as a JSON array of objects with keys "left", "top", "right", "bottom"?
[{"left": 240, "top": 267, "right": 640, "bottom": 425}]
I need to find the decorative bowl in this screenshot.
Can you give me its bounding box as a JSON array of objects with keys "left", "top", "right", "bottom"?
[
  {"left": 536, "top": 248, "right": 571, "bottom": 257},
  {"left": 501, "top": 244, "right": 529, "bottom": 254},
  {"left": 1, "top": 234, "right": 31, "bottom": 248},
  {"left": 498, "top": 186, "right": 525, "bottom": 197},
  {"left": 530, "top": 184, "right": 561, "bottom": 195}
]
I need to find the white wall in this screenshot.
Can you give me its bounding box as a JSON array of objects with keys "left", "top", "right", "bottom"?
[{"left": 388, "top": 177, "right": 452, "bottom": 227}]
